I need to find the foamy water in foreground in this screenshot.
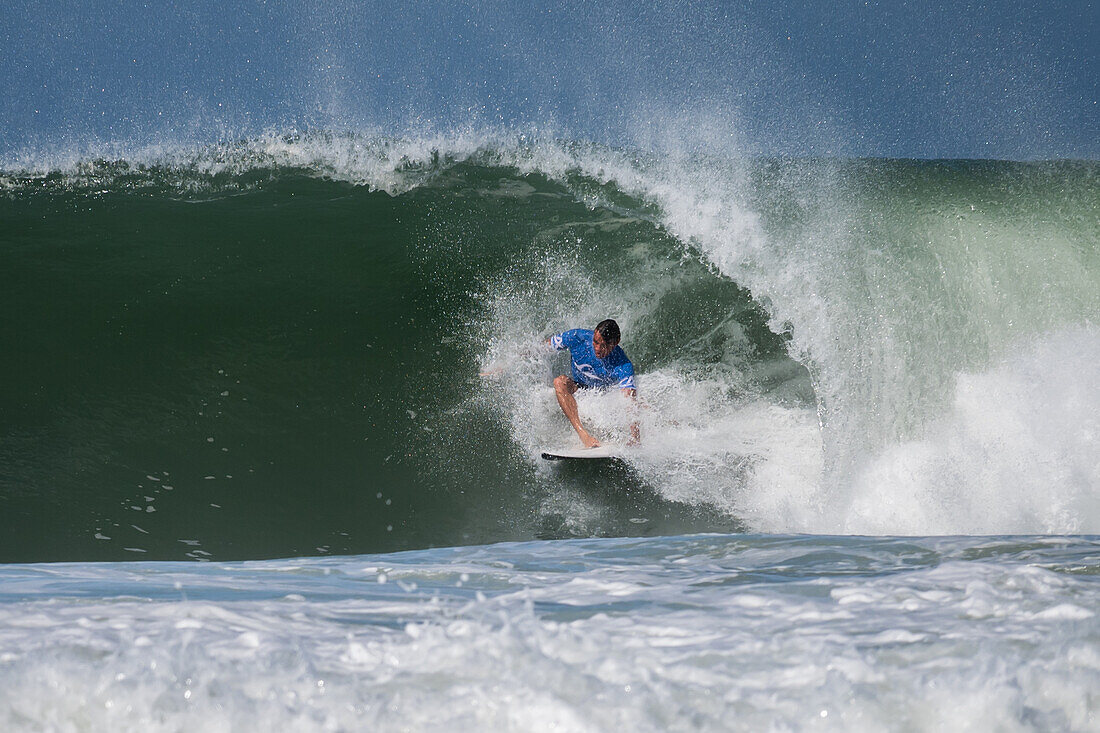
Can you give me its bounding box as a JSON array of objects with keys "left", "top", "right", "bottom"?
[{"left": 2, "top": 534, "right": 1097, "bottom": 731}]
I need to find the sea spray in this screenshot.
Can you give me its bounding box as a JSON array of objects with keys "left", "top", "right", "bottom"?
[{"left": 845, "top": 326, "right": 1100, "bottom": 535}]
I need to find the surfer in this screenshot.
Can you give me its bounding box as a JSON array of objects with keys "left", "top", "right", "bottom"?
[{"left": 549, "top": 319, "right": 639, "bottom": 448}]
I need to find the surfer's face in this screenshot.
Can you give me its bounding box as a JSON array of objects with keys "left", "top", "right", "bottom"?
[{"left": 592, "top": 330, "right": 617, "bottom": 359}]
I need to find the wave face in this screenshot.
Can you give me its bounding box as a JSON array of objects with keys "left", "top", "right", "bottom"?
[{"left": 2, "top": 133, "right": 1098, "bottom": 561}]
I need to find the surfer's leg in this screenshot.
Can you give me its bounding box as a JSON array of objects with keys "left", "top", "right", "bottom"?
[{"left": 554, "top": 375, "right": 600, "bottom": 448}]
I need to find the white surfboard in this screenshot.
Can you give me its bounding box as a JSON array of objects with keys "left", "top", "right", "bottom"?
[{"left": 541, "top": 445, "right": 620, "bottom": 460}]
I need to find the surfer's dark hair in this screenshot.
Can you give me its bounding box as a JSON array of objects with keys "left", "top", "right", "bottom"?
[{"left": 595, "top": 319, "right": 621, "bottom": 344}]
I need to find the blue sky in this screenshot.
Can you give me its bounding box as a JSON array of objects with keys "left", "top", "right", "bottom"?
[{"left": 2, "top": 1, "right": 1096, "bottom": 159}]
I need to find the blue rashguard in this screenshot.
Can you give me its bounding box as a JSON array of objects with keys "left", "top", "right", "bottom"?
[{"left": 550, "top": 329, "right": 636, "bottom": 390}]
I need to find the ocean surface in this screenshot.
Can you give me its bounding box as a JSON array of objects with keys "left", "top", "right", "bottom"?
[{"left": 2, "top": 133, "right": 1099, "bottom": 730}]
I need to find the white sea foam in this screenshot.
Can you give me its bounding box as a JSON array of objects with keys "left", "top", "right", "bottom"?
[
  {"left": 0, "top": 535, "right": 1097, "bottom": 732},
  {"left": 843, "top": 326, "right": 1100, "bottom": 535}
]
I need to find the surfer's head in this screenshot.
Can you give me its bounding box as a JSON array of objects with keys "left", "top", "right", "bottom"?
[{"left": 593, "top": 319, "right": 620, "bottom": 359}]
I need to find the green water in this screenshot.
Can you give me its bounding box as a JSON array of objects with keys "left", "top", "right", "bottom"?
[{"left": 1, "top": 162, "right": 768, "bottom": 561}]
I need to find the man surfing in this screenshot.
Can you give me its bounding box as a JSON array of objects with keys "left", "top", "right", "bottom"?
[{"left": 549, "top": 319, "right": 639, "bottom": 447}]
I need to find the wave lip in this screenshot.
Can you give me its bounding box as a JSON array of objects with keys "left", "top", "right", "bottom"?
[{"left": 2, "top": 129, "right": 521, "bottom": 195}]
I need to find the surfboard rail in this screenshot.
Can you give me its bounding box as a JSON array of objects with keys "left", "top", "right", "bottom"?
[{"left": 541, "top": 446, "right": 620, "bottom": 460}]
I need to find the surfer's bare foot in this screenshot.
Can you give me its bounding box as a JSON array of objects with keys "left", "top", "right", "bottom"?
[{"left": 579, "top": 431, "right": 600, "bottom": 448}]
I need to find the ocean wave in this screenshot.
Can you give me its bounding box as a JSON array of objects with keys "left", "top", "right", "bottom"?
[{"left": 2, "top": 129, "right": 1098, "bottom": 544}]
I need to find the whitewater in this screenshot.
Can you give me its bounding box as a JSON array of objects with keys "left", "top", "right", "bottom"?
[{"left": 0, "top": 534, "right": 1096, "bottom": 731}]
